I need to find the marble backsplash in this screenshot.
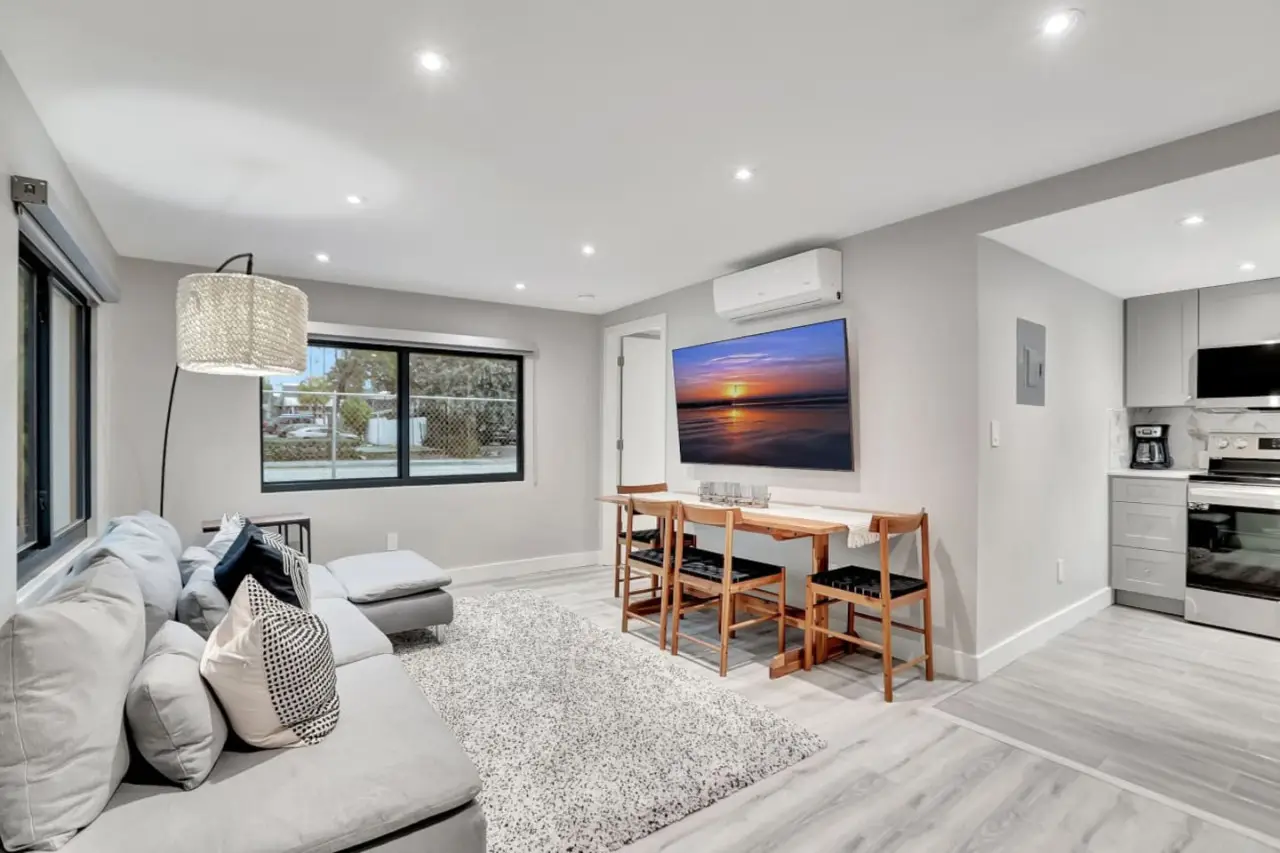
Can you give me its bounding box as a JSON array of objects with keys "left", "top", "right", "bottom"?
[{"left": 1130, "top": 407, "right": 1280, "bottom": 469}]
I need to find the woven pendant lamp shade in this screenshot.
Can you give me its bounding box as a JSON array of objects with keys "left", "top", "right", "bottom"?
[{"left": 176, "top": 272, "right": 308, "bottom": 375}]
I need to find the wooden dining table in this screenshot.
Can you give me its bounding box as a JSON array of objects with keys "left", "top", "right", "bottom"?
[{"left": 597, "top": 492, "right": 907, "bottom": 678}]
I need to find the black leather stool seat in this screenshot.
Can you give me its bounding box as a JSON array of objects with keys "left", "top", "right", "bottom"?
[
  {"left": 628, "top": 548, "right": 668, "bottom": 568},
  {"left": 811, "top": 565, "right": 926, "bottom": 599},
  {"left": 676, "top": 548, "right": 783, "bottom": 583},
  {"left": 621, "top": 529, "right": 697, "bottom": 549}
]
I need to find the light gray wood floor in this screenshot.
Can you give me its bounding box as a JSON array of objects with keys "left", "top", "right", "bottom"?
[
  {"left": 939, "top": 604, "right": 1280, "bottom": 843},
  {"left": 448, "top": 564, "right": 1278, "bottom": 852}
]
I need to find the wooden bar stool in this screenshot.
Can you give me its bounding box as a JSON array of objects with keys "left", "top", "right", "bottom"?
[
  {"left": 670, "top": 504, "right": 787, "bottom": 677},
  {"left": 612, "top": 483, "right": 695, "bottom": 598},
  {"left": 620, "top": 497, "right": 679, "bottom": 649},
  {"left": 803, "top": 511, "right": 933, "bottom": 702}
]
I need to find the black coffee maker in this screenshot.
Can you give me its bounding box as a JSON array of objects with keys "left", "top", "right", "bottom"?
[{"left": 1131, "top": 424, "right": 1172, "bottom": 469}]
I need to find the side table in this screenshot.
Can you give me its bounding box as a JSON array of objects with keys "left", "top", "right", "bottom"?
[{"left": 200, "top": 512, "right": 312, "bottom": 560}]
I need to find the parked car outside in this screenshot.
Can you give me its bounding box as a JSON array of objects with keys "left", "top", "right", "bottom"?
[
  {"left": 286, "top": 425, "right": 361, "bottom": 441},
  {"left": 266, "top": 413, "right": 318, "bottom": 435}
]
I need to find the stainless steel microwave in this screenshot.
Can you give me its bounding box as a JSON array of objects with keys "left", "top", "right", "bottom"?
[{"left": 1197, "top": 343, "right": 1280, "bottom": 408}]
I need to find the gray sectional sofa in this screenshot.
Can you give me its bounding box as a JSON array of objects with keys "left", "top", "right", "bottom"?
[{"left": 2, "top": 514, "right": 485, "bottom": 853}]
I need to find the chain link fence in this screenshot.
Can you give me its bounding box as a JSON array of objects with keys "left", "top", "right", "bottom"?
[{"left": 262, "top": 390, "right": 518, "bottom": 480}]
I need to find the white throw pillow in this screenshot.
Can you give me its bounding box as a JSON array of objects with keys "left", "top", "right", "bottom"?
[
  {"left": 200, "top": 576, "right": 339, "bottom": 749},
  {"left": 205, "top": 513, "right": 246, "bottom": 559}
]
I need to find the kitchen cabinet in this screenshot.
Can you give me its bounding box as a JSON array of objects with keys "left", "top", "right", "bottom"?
[
  {"left": 1111, "top": 500, "right": 1187, "bottom": 553},
  {"left": 1110, "top": 476, "right": 1187, "bottom": 507},
  {"left": 1124, "top": 290, "right": 1197, "bottom": 408},
  {"left": 1111, "top": 546, "right": 1186, "bottom": 600},
  {"left": 1110, "top": 474, "right": 1187, "bottom": 616},
  {"left": 1199, "top": 277, "right": 1280, "bottom": 348}
]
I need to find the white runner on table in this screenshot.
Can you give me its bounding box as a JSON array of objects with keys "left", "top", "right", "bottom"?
[{"left": 631, "top": 492, "right": 894, "bottom": 550}]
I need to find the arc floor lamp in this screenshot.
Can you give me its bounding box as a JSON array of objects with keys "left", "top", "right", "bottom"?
[{"left": 160, "top": 253, "right": 309, "bottom": 515}]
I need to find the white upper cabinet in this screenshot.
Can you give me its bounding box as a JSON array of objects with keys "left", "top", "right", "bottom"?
[
  {"left": 1125, "top": 290, "right": 1198, "bottom": 408},
  {"left": 1199, "top": 278, "right": 1280, "bottom": 348}
]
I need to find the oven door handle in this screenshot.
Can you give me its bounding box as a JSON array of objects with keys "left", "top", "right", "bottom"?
[{"left": 1188, "top": 484, "right": 1280, "bottom": 511}]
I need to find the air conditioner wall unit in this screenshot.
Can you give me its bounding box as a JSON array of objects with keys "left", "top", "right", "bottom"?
[{"left": 712, "top": 248, "right": 842, "bottom": 321}]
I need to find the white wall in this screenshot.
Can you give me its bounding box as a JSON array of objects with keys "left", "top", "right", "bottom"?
[
  {"left": 106, "top": 258, "right": 601, "bottom": 570},
  {"left": 976, "top": 240, "right": 1123, "bottom": 652},
  {"left": 1, "top": 52, "right": 118, "bottom": 619}
]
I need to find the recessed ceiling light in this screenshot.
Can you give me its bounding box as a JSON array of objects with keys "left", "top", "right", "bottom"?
[
  {"left": 1041, "top": 9, "right": 1083, "bottom": 37},
  {"left": 1241, "top": 261, "right": 1258, "bottom": 272},
  {"left": 346, "top": 194, "right": 364, "bottom": 205},
  {"left": 1179, "top": 214, "right": 1205, "bottom": 227},
  {"left": 315, "top": 252, "right": 330, "bottom": 263},
  {"left": 581, "top": 244, "right": 596, "bottom": 256},
  {"left": 417, "top": 51, "right": 448, "bottom": 73},
  {"left": 734, "top": 166, "right": 754, "bottom": 182},
  {"left": 577, "top": 294, "right": 596, "bottom": 302},
  {"left": 514, "top": 282, "right": 527, "bottom": 290}
]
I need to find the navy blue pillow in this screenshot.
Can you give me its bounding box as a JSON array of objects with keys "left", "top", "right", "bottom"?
[{"left": 213, "top": 524, "right": 309, "bottom": 608}]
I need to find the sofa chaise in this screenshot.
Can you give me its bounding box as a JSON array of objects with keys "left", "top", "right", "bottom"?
[{"left": 1, "top": 513, "right": 484, "bottom": 853}]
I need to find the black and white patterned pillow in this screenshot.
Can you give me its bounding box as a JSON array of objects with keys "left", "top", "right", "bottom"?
[
  {"left": 260, "top": 529, "right": 311, "bottom": 611},
  {"left": 213, "top": 524, "right": 311, "bottom": 610},
  {"left": 200, "top": 576, "right": 339, "bottom": 749}
]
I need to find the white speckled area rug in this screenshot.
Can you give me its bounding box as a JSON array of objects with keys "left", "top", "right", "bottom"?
[{"left": 393, "top": 589, "right": 825, "bottom": 853}]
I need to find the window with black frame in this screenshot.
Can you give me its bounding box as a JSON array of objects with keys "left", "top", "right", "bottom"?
[
  {"left": 17, "top": 239, "right": 93, "bottom": 582},
  {"left": 260, "top": 341, "right": 523, "bottom": 491}
]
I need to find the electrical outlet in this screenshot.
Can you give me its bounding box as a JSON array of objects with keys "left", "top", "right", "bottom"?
[
  {"left": 387, "top": 532, "right": 398, "bottom": 551},
  {"left": 1056, "top": 558, "right": 1065, "bottom": 584}
]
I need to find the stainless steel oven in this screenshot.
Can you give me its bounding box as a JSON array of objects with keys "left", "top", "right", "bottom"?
[{"left": 1187, "top": 432, "right": 1280, "bottom": 638}]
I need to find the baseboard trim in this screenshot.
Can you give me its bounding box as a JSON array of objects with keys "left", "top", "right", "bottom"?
[
  {"left": 970, "top": 587, "right": 1113, "bottom": 681},
  {"left": 929, "top": 645, "right": 979, "bottom": 682},
  {"left": 451, "top": 551, "right": 600, "bottom": 581}
]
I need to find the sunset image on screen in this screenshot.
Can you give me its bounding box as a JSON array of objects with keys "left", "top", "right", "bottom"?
[{"left": 672, "top": 320, "right": 853, "bottom": 470}]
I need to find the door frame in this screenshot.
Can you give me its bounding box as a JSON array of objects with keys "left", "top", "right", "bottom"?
[{"left": 599, "top": 314, "right": 667, "bottom": 560}]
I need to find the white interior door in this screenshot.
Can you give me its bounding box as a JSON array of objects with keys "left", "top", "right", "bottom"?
[{"left": 619, "top": 334, "right": 666, "bottom": 486}]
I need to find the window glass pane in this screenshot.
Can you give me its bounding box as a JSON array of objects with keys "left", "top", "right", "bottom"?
[
  {"left": 262, "top": 345, "right": 399, "bottom": 483},
  {"left": 49, "top": 286, "right": 82, "bottom": 533},
  {"left": 409, "top": 352, "right": 519, "bottom": 479},
  {"left": 17, "top": 263, "right": 36, "bottom": 550}
]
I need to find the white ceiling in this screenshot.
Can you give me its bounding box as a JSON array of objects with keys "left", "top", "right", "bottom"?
[
  {"left": 4, "top": 2, "right": 1280, "bottom": 314},
  {"left": 987, "top": 154, "right": 1280, "bottom": 298}
]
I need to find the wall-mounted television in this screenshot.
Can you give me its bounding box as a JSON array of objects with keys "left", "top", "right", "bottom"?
[{"left": 672, "top": 319, "right": 854, "bottom": 471}]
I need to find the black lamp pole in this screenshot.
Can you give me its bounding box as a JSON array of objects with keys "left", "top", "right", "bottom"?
[{"left": 159, "top": 253, "right": 255, "bottom": 517}]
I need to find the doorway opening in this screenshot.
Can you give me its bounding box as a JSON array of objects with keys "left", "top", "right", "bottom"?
[{"left": 600, "top": 315, "right": 667, "bottom": 558}]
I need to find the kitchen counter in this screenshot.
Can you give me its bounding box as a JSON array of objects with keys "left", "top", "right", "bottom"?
[{"left": 1108, "top": 468, "right": 1201, "bottom": 480}]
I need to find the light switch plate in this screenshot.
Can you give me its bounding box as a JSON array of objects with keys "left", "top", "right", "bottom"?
[
  {"left": 387, "top": 532, "right": 398, "bottom": 551},
  {"left": 990, "top": 420, "right": 1001, "bottom": 448}
]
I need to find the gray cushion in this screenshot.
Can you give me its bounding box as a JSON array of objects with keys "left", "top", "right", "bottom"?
[
  {"left": 175, "top": 565, "right": 230, "bottom": 639},
  {"left": 74, "top": 519, "right": 182, "bottom": 640},
  {"left": 356, "top": 590, "right": 454, "bottom": 635},
  {"left": 308, "top": 564, "right": 348, "bottom": 600},
  {"left": 356, "top": 802, "right": 486, "bottom": 853},
  {"left": 178, "top": 545, "right": 217, "bottom": 587},
  {"left": 121, "top": 512, "right": 183, "bottom": 563},
  {"left": 64, "top": 655, "right": 482, "bottom": 853},
  {"left": 327, "top": 550, "right": 452, "bottom": 603},
  {"left": 313, "top": 599, "right": 393, "bottom": 666},
  {"left": 0, "top": 558, "right": 145, "bottom": 851},
  {"left": 125, "top": 622, "right": 227, "bottom": 790}
]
